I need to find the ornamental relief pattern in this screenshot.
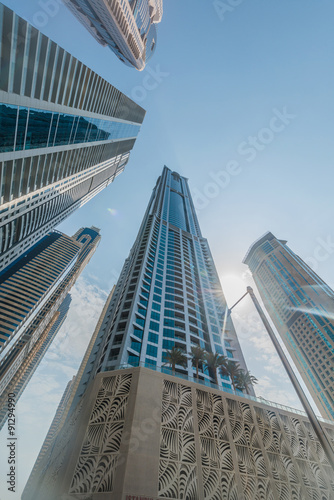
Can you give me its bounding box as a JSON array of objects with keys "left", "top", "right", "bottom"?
[
  {"left": 69, "top": 373, "right": 132, "bottom": 495},
  {"left": 159, "top": 380, "right": 199, "bottom": 499},
  {"left": 158, "top": 384, "right": 334, "bottom": 500}
]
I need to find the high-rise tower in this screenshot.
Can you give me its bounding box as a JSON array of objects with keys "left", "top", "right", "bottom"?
[
  {"left": 83, "top": 166, "right": 249, "bottom": 388},
  {"left": 0, "top": 4, "right": 145, "bottom": 271},
  {"left": 243, "top": 231, "right": 334, "bottom": 420},
  {"left": 0, "top": 226, "right": 101, "bottom": 428},
  {"left": 63, "top": 0, "right": 163, "bottom": 70}
]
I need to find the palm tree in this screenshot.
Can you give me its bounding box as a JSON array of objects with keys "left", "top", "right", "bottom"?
[
  {"left": 235, "top": 370, "right": 258, "bottom": 395},
  {"left": 220, "top": 360, "right": 242, "bottom": 391},
  {"left": 204, "top": 352, "right": 227, "bottom": 386},
  {"left": 164, "top": 347, "right": 187, "bottom": 375},
  {"left": 188, "top": 346, "right": 206, "bottom": 379}
]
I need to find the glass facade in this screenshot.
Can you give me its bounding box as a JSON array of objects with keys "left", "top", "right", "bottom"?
[
  {"left": 88, "top": 167, "right": 249, "bottom": 391},
  {"left": 0, "top": 104, "right": 140, "bottom": 153},
  {"left": 244, "top": 232, "right": 334, "bottom": 420},
  {"left": 0, "top": 4, "right": 145, "bottom": 271}
]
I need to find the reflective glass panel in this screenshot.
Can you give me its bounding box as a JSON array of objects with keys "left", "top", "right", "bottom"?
[
  {"left": 48, "top": 113, "right": 58, "bottom": 147},
  {"left": 55, "top": 113, "right": 75, "bottom": 146},
  {"left": 0, "top": 104, "right": 17, "bottom": 153},
  {"left": 26, "top": 108, "right": 52, "bottom": 150},
  {"left": 15, "top": 107, "right": 28, "bottom": 151}
]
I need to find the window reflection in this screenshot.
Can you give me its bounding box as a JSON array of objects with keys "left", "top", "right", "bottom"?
[
  {"left": 0, "top": 104, "right": 17, "bottom": 153},
  {"left": 0, "top": 102, "right": 140, "bottom": 153},
  {"left": 25, "top": 108, "right": 52, "bottom": 150},
  {"left": 15, "top": 107, "right": 28, "bottom": 151}
]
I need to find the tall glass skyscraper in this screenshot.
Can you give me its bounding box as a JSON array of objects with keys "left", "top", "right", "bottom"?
[
  {"left": 0, "top": 4, "right": 145, "bottom": 271},
  {"left": 73, "top": 166, "right": 249, "bottom": 391},
  {"left": 63, "top": 0, "right": 163, "bottom": 70},
  {"left": 244, "top": 231, "right": 334, "bottom": 420},
  {"left": 0, "top": 226, "right": 101, "bottom": 428}
]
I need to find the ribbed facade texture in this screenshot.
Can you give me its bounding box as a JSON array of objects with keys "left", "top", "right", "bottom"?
[
  {"left": 69, "top": 167, "right": 249, "bottom": 397},
  {"left": 244, "top": 232, "right": 334, "bottom": 421},
  {"left": 63, "top": 0, "right": 163, "bottom": 70},
  {"left": 0, "top": 226, "right": 101, "bottom": 427},
  {"left": 0, "top": 295, "right": 71, "bottom": 429},
  {"left": 0, "top": 3, "right": 145, "bottom": 271}
]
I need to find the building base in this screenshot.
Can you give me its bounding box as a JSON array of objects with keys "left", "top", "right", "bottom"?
[{"left": 23, "top": 367, "right": 334, "bottom": 500}]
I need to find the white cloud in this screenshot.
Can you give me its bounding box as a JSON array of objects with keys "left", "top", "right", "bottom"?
[{"left": 48, "top": 276, "right": 108, "bottom": 363}]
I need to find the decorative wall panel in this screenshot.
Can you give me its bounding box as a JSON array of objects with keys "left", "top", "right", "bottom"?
[
  {"left": 198, "top": 391, "right": 334, "bottom": 500},
  {"left": 159, "top": 380, "right": 199, "bottom": 499},
  {"left": 69, "top": 373, "right": 132, "bottom": 494}
]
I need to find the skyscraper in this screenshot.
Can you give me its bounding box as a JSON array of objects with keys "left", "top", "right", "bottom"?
[
  {"left": 63, "top": 0, "right": 163, "bottom": 70},
  {"left": 0, "top": 226, "right": 101, "bottom": 427},
  {"left": 0, "top": 295, "right": 71, "bottom": 429},
  {"left": 79, "top": 166, "right": 249, "bottom": 388},
  {"left": 243, "top": 231, "right": 334, "bottom": 420},
  {"left": 0, "top": 3, "right": 145, "bottom": 271},
  {"left": 23, "top": 172, "right": 334, "bottom": 500}
]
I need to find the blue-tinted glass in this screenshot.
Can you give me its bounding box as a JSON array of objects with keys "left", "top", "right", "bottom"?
[
  {"left": 136, "top": 317, "right": 145, "bottom": 327},
  {"left": 25, "top": 108, "right": 52, "bottom": 149},
  {"left": 69, "top": 116, "right": 78, "bottom": 143},
  {"left": 146, "top": 344, "right": 158, "bottom": 358},
  {"left": 55, "top": 113, "right": 75, "bottom": 146},
  {"left": 74, "top": 116, "right": 90, "bottom": 143},
  {"left": 87, "top": 117, "right": 100, "bottom": 142},
  {"left": 163, "top": 339, "right": 174, "bottom": 350},
  {"left": 151, "top": 311, "right": 160, "bottom": 321},
  {"left": 0, "top": 103, "right": 140, "bottom": 151},
  {"left": 15, "top": 107, "right": 28, "bottom": 151},
  {"left": 133, "top": 328, "right": 143, "bottom": 339},
  {"left": 128, "top": 354, "right": 140, "bottom": 366},
  {"left": 131, "top": 341, "right": 142, "bottom": 353},
  {"left": 145, "top": 358, "right": 157, "bottom": 368},
  {"left": 149, "top": 320, "right": 159, "bottom": 332},
  {"left": 148, "top": 332, "right": 159, "bottom": 344},
  {"left": 163, "top": 328, "right": 174, "bottom": 338},
  {"left": 0, "top": 104, "right": 17, "bottom": 152},
  {"left": 48, "top": 113, "right": 58, "bottom": 146}
]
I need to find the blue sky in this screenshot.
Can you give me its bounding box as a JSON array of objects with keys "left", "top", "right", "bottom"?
[{"left": 1, "top": 0, "right": 334, "bottom": 497}]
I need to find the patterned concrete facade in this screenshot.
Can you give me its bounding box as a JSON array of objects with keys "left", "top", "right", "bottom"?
[{"left": 23, "top": 367, "right": 334, "bottom": 500}]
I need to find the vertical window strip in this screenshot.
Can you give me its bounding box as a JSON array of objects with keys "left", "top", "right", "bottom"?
[
  {"left": 30, "top": 30, "right": 42, "bottom": 99},
  {"left": 51, "top": 47, "right": 64, "bottom": 102},
  {"left": 8, "top": 12, "right": 18, "bottom": 93},
  {"left": 79, "top": 67, "right": 91, "bottom": 109},
  {"left": 91, "top": 75, "right": 102, "bottom": 113},
  {"left": 42, "top": 40, "right": 56, "bottom": 101},
  {"left": 57, "top": 51, "right": 71, "bottom": 106},
  {"left": 63, "top": 54, "right": 74, "bottom": 106},
  {"left": 54, "top": 47, "right": 67, "bottom": 105},
  {"left": 82, "top": 69, "right": 93, "bottom": 110},
  {"left": 69, "top": 61, "right": 82, "bottom": 108}
]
